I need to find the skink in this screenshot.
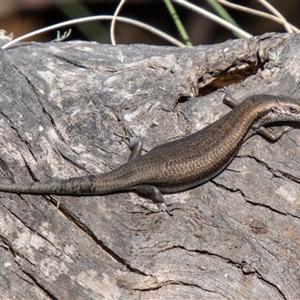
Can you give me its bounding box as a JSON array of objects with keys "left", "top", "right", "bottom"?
[{"left": 0, "top": 94, "right": 300, "bottom": 214}]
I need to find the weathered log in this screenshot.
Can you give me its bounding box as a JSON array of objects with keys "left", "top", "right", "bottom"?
[{"left": 0, "top": 32, "right": 299, "bottom": 299}]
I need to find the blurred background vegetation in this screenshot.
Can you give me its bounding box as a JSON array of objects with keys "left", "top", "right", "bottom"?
[{"left": 0, "top": 0, "right": 299, "bottom": 46}]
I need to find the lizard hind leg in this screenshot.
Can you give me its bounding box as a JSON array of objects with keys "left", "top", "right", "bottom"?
[
  {"left": 116, "top": 129, "right": 172, "bottom": 215},
  {"left": 134, "top": 184, "right": 173, "bottom": 216}
]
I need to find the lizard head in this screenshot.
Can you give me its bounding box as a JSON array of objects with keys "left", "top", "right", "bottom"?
[{"left": 259, "top": 95, "right": 300, "bottom": 125}]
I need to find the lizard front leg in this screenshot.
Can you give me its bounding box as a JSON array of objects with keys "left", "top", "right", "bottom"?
[
  {"left": 115, "top": 129, "right": 143, "bottom": 160},
  {"left": 223, "top": 92, "right": 292, "bottom": 142}
]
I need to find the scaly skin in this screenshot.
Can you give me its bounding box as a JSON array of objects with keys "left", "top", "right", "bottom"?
[{"left": 0, "top": 94, "right": 300, "bottom": 212}]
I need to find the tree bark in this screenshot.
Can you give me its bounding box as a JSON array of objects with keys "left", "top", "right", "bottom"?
[{"left": 0, "top": 32, "right": 300, "bottom": 299}]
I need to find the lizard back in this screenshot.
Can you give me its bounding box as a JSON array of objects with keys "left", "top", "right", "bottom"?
[{"left": 0, "top": 94, "right": 300, "bottom": 196}]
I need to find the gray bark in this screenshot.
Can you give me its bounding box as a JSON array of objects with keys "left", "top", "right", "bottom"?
[{"left": 0, "top": 32, "right": 300, "bottom": 299}]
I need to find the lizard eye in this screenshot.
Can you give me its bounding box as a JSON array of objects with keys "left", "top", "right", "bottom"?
[{"left": 289, "top": 106, "right": 297, "bottom": 113}]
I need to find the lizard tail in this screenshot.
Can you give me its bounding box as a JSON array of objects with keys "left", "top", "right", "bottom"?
[{"left": 0, "top": 175, "right": 113, "bottom": 196}]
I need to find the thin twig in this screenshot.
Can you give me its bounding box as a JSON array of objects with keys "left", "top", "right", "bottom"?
[
  {"left": 175, "top": 0, "right": 252, "bottom": 38},
  {"left": 2, "top": 15, "right": 186, "bottom": 50},
  {"left": 219, "top": 0, "right": 299, "bottom": 33},
  {"left": 110, "top": 0, "right": 126, "bottom": 45},
  {"left": 259, "top": 0, "right": 293, "bottom": 33}
]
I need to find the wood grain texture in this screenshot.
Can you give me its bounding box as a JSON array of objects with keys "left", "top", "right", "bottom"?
[{"left": 0, "top": 32, "right": 299, "bottom": 299}]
